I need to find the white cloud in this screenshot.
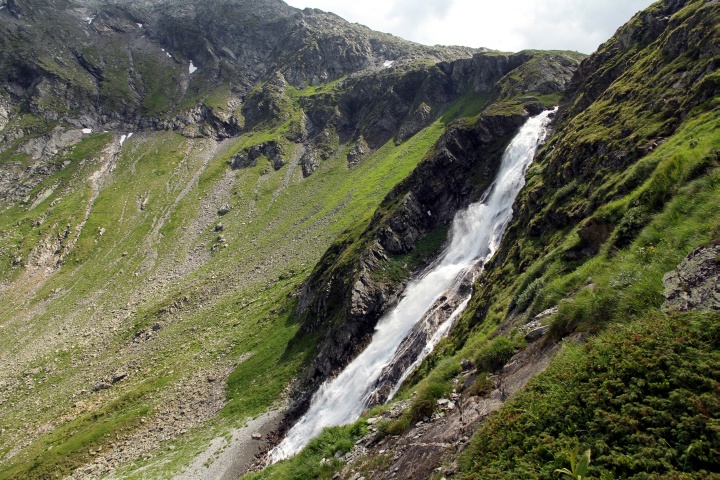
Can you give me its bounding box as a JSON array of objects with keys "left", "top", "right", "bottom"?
[{"left": 284, "top": 0, "right": 657, "bottom": 53}]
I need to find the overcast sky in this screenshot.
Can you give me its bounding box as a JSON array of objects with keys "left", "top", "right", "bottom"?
[{"left": 284, "top": 0, "right": 657, "bottom": 54}]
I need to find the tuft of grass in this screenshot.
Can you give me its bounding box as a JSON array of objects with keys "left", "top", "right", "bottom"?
[{"left": 472, "top": 337, "right": 517, "bottom": 373}]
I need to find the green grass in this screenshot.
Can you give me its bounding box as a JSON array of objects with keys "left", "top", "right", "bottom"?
[
  {"left": 0, "top": 376, "right": 172, "bottom": 480},
  {"left": 0, "top": 83, "right": 459, "bottom": 478},
  {"left": 0, "top": 132, "right": 112, "bottom": 282}
]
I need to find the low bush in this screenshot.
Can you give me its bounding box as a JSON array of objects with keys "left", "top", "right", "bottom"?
[
  {"left": 459, "top": 311, "right": 720, "bottom": 479},
  {"left": 473, "top": 337, "right": 516, "bottom": 372}
]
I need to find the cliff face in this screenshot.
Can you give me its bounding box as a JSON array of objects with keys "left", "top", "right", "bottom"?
[{"left": 283, "top": 50, "right": 579, "bottom": 423}]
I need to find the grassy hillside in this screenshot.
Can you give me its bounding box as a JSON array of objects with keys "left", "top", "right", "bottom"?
[
  {"left": 409, "top": 0, "right": 719, "bottom": 477},
  {"left": 0, "top": 79, "right": 488, "bottom": 479},
  {"left": 251, "top": 1, "right": 718, "bottom": 478}
]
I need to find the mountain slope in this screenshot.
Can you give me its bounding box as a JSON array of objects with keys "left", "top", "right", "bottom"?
[
  {"left": 250, "top": 0, "right": 719, "bottom": 478},
  {"left": 0, "top": 0, "right": 583, "bottom": 478}
]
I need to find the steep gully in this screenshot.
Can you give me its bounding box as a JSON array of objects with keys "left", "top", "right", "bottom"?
[{"left": 269, "top": 108, "right": 556, "bottom": 462}]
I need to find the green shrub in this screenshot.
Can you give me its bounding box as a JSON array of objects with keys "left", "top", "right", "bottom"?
[
  {"left": 473, "top": 337, "right": 516, "bottom": 372},
  {"left": 458, "top": 311, "right": 720, "bottom": 479},
  {"left": 410, "top": 380, "right": 450, "bottom": 421},
  {"left": 377, "top": 415, "right": 411, "bottom": 437},
  {"left": 465, "top": 372, "right": 494, "bottom": 397},
  {"left": 513, "top": 276, "right": 545, "bottom": 313}
]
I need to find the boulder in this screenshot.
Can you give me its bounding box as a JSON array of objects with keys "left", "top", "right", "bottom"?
[{"left": 663, "top": 244, "right": 720, "bottom": 312}]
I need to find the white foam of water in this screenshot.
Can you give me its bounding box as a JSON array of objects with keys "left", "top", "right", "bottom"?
[
  {"left": 268, "top": 108, "right": 555, "bottom": 462},
  {"left": 387, "top": 294, "right": 472, "bottom": 401}
]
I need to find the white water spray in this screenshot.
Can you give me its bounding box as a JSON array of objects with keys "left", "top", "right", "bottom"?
[{"left": 269, "top": 108, "right": 555, "bottom": 462}]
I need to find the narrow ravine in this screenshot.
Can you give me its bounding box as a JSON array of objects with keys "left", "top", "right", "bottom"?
[{"left": 269, "top": 108, "right": 556, "bottom": 462}]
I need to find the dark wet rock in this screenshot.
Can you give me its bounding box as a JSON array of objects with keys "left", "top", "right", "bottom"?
[
  {"left": 230, "top": 142, "right": 286, "bottom": 171},
  {"left": 577, "top": 217, "right": 614, "bottom": 255},
  {"left": 524, "top": 325, "right": 550, "bottom": 342},
  {"left": 663, "top": 244, "right": 720, "bottom": 312}
]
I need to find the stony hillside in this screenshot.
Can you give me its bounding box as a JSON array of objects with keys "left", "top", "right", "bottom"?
[
  {"left": 0, "top": 0, "right": 585, "bottom": 479},
  {"left": 251, "top": 0, "right": 720, "bottom": 479}
]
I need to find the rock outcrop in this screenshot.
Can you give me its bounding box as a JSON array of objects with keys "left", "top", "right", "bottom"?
[{"left": 663, "top": 244, "right": 720, "bottom": 312}]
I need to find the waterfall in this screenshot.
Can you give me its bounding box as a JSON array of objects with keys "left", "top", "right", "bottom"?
[{"left": 268, "top": 108, "right": 555, "bottom": 463}]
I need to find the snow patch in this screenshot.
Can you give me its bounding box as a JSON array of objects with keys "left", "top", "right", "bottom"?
[
  {"left": 85, "top": 15, "right": 96, "bottom": 24},
  {"left": 118, "top": 132, "right": 134, "bottom": 146},
  {"left": 189, "top": 61, "right": 198, "bottom": 74},
  {"left": 82, "top": 128, "right": 93, "bottom": 134},
  {"left": 137, "top": 23, "right": 143, "bottom": 28},
  {"left": 167, "top": 52, "right": 172, "bottom": 58},
  {"left": 383, "top": 60, "right": 395, "bottom": 68}
]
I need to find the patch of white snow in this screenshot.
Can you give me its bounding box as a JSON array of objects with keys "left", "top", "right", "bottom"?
[
  {"left": 383, "top": 60, "right": 395, "bottom": 68},
  {"left": 119, "top": 134, "right": 127, "bottom": 146},
  {"left": 85, "top": 15, "right": 96, "bottom": 25},
  {"left": 189, "top": 61, "right": 198, "bottom": 74},
  {"left": 82, "top": 128, "right": 93, "bottom": 134},
  {"left": 127, "top": 132, "right": 134, "bottom": 139},
  {"left": 137, "top": 23, "right": 143, "bottom": 28}
]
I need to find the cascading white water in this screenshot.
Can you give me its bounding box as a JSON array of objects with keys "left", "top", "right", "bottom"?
[{"left": 268, "top": 108, "right": 555, "bottom": 463}]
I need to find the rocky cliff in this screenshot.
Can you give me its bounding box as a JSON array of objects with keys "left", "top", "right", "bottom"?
[{"left": 283, "top": 50, "right": 578, "bottom": 425}]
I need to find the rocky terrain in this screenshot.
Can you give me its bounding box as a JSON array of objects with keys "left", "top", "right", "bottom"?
[
  {"left": 0, "top": 0, "right": 718, "bottom": 479},
  {"left": 0, "top": 0, "right": 586, "bottom": 479}
]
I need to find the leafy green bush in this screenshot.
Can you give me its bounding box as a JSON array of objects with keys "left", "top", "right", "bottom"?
[
  {"left": 465, "top": 372, "right": 494, "bottom": 397},
  {"left": 473, "top": 337, "right": 516, "bottom": 373},
  {"left": 459, "top": 311, "right": 720, "bottom": 479}
]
